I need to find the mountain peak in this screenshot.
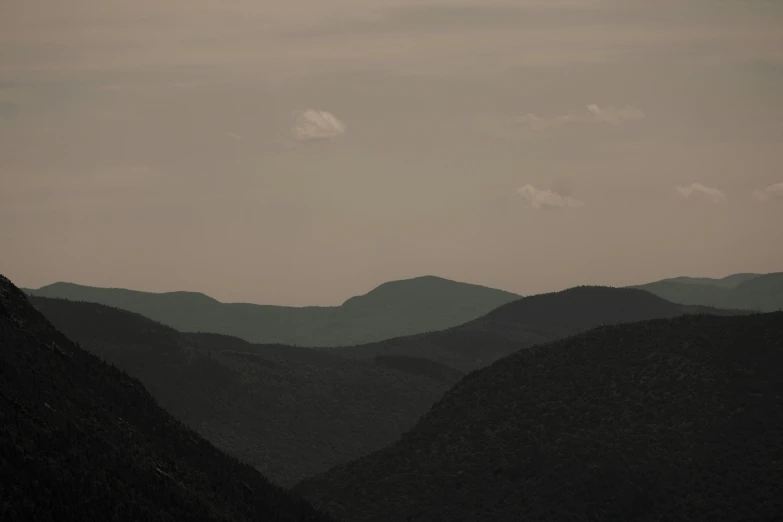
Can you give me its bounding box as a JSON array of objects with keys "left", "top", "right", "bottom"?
[
  {"left": 482, "top": 285, "right": 679, "bottom": 329},
  {"left": 342, "top": 275, "right": 518, "bottom": 308}
]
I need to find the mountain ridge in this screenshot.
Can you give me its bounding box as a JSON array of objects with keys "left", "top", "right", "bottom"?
[
  {"left": 651, "top": 273, "right": 762, "bottom": 288},
  {"left": 24, "top": 276, "right": 520, "bottom": 347},
  {"left": 326, "top": 285, "right": 747, "bottom": 372},
  {"left": 633, "top": 271, "right": 783, "bottom": 312}
]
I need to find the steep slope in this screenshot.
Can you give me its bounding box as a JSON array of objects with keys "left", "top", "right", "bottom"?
[
  {"left": 634, "top": 271, "right": 782, "bottom": 312},
  {"left": 25, "top": 276, "right": 519, "bottom": 347},
  {"left": 329, "top": 286, "right": 742, "bottom": 372},
  {"left": 28, "top": 296, "right": 458, "bottom": 486},
  {"left": 0, "top": 275, "right": 333, "bottom": 522},
  {"left": 297, "top": 312, "right": 783, "bottom": 522}
]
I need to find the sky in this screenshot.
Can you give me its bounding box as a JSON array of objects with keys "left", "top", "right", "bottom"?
[{"left": 2, "top": 0, "right": 783, "bottom": 305}]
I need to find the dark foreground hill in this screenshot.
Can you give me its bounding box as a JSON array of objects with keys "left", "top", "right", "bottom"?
[
  {"left": 329, "top": 286, "right": 743, "bottom": 372},
  {"left": 634, "top": 271, "right": 783, "bottom": 312},
  {"left": 297, "top": 312, "right": 783, "bottom": 522},
  {"left": 23, "top": 275, "right": 519, "bottom": 347},
  {"left": 0, "top": 275, "right": 333, "bottom": 522},
  {"left": 28, "top": 295, "right": 457, "bottom": 486}
]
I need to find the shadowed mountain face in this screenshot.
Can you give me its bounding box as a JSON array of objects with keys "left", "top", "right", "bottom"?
[
  {"left": 23, "top": 275, "right": 520, "bottom": 347},
  {"left": 27, "top": 295, "right": 458, "bottom": 487},
  {"left": 633, "top": 272, "right": 783, "bottom": 312},
  {"left": 327, "top": 286, "right": 745, "bottom": 372},
  {"left": 0, "top": 275, "right": 333, "bottom": 522},
  {"left": 296, "top": 312, "right": 783, "bottom": 522}
]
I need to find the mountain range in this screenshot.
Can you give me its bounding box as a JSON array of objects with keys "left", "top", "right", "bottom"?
[
  {"left": 26, "top": 295, "right": 454, "bottom": 487},
  {"left": 296, "top": 311, "right": 783, "bottom": 522},
  {"left": 8, "top": 269, "right": 781, "bottom": 521},
  {"left": 0, "top": 275, "right": 332, "bottom": 522},
  {"left": 633, "top": 272, "right": 783, "bottom": 312},
  {"left": 325, "top": 286, "right": 746, "bottom": 372},
  {"left": 27, "top": 285, "right": 745, "bottom": 487},
  {"left": 22, "top": 271, "right": 780, "bottom": 351},
  {"left": 22, "top": 276, "right": 520, "bottom": 347}
]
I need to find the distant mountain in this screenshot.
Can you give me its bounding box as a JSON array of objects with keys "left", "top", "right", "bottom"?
[
  {"left": 27, "top": 295, "right": 459, "bottom": 486},
  {"left": 650, "top": 273, "right": 762, "bottom": 288},
  {"left": 23, "top": 275, "right": 520, "bottom": 347},
  {"left": 0, "top": 275, "right": 333, "bottom": 522},
  {"left": 634, "top": 272, "right": 783, "bottom": 312},
  {"left": 328, "top": 286, "right": 745, "bottom": 372},
  {"left": 296, "top": 312, "right": 783, "bottom": 522}
]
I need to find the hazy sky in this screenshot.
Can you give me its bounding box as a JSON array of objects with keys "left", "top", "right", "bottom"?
[{"left": 2, "top": 0, "right": 783, "bottom": 305}]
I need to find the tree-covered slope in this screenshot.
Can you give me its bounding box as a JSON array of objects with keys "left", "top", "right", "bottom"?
[
  {"left": 0, "top": 275, "right": 333, "bottom": 522},
  {"left": 28, "top": 295, "right": 457, "bottom": 486},
  {"left": 297, "top": 312, "right": 783, "bottom": 522}
]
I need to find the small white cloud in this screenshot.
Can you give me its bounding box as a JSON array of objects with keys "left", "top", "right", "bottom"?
[
  {"left": 752, "top": 182, "right": 783, "bottom": 202},
  {"left": 516, "top": 104, "right": 645, "bottom": 131},
  {"left": 291, "top": 109, "right": 346, "bottom": 142},
  {"left": 516, "top": 184, "right": 585, "bottom": 209},
  {"left": 675, "top": 183, "right": 727, "bottom": 204},
  {"left": 586, "top": 104, "right": 645, "bottom": 125}
]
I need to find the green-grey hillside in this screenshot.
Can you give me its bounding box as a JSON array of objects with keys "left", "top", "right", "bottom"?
[
  {"left": 23, "top": 275, "right": 519, "bottom": 347},
  {"left": 0, "top": 275, "right": 333, "bottom": 522},
  {"left": 297, "top": 312, "right": 783, "bottom": 522},
  {"left": 27, "top": 295, "right": 458, "bottom": 487},
  {"left": 633, "top": 271, "right": 782, "bottom": 312}
]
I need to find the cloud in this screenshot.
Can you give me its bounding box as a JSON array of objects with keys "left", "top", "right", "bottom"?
[
  {"left": 516, "top": 184, "right": 585, "bottom": 209},
  {"left": 752, "top": 182, "right": 783, "bottom": 202},
  {"left": 515, "top": 104, "right": 645, "bottom": 131},
  {"left": 291, "top": 109, "right": 346, "bottom": 142},
  {"left": 675, "top": 183, "right": 727, "bottom": 203},
  {"left": 586, "top": 104, "right": 646, "bottom": 125}
]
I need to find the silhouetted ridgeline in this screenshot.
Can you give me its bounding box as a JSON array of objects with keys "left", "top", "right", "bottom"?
[
  {"left": 27, "top": 295, "right": 456, "bottom": 486},
  {"left": 296, "top": 312, "right": 783, "bottom": 522},
  {"left": 327, "top": 285, "right": 746, "bottom": 372},
  {"left": 23, "top": 275, "right": 520, "bottom": 347},
  {"left": 0, "top": 275, "right": 334, "bottom": 522}
]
